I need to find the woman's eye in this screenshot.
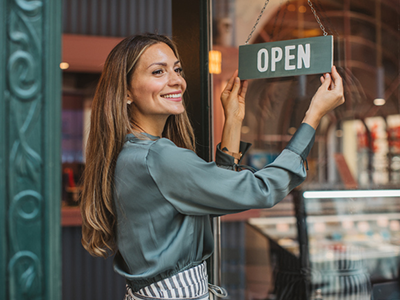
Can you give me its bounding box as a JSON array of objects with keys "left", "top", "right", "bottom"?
[
  {"left": 175, "top": 67, "right": 183, "bottom": 74},
  {"left": 152, "top": 69, "right": 163, "bottom": 75}
]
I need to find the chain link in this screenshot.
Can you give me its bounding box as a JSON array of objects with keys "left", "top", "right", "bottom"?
[
  {"left": 307, "top": 0, "right": 328, "bottom": 36},
  {"left": 245, "top": 0, "right": 270, "bottom": 44}
]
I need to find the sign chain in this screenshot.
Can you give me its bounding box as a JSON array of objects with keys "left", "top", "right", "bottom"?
[
  {"left": 245, "top": 0, "right": 329, "bottom": 44},
  {"left": 314, "top": 0, "right": 339, "bottom": 37},
  {"left": 307, "top": 0, "right": 329, "bottom": 36},
  {"left": 245, "top": 0, "right": 270, "bottom": 44}
]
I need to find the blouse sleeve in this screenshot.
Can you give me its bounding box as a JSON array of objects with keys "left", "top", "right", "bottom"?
[
  {"left": 214, "top": 141, "right": 252, "bottom": 170},
  {"left": 146, "top": 123, "right": 315, "bottom": 216}
]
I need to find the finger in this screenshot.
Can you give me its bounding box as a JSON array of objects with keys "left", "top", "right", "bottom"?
[
  {"left": 321, "top": 73, "right": 331, "bottom": 90},
  {"left": 320, "top": 75, "right": 325, "bottom": 84},
  {"left": 239, "top": 80, "right": 248, "bottom": 98},
  {"left": 223, "top": 70, "right": 238, "bottom": 93},
  {"left": 231, "top": 77, "right": 241, "bottom": 95},
  {"left": 330, "top": 66, "right": 343, "bottom": 92}
]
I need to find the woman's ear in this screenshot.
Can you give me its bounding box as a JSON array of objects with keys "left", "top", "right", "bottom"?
[{"left": 127, "top": 91, "right": 132, "bottom": 105}]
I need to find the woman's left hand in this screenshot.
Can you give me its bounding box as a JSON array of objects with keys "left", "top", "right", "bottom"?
[
  {"left": 302, "top": 66, "right": 345, "bottom": 129},
  {"left": 220, "top": 70, "right": 248, "bottom": 123}
]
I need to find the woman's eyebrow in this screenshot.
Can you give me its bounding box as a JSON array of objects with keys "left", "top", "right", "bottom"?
[
  {"left": 147, "top": 61, "right": 180, "bottom": 69},
  {"left": 147, "top": 62, "right": 167, "bottom": 69}
]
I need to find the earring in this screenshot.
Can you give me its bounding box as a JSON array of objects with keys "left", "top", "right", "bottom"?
[{"left": 127, "top": 100, "right": 132, "bottom": 105}]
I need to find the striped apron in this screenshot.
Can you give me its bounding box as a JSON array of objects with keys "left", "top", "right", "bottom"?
[{"left": 124, "top": 262, "right": 227, "bottom": 300}]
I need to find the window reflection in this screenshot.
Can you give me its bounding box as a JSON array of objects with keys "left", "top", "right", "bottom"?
[{"left": 215, "top": 0, "right": 400, "bottom": 299}]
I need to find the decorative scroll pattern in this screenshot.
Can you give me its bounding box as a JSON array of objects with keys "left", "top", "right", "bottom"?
[
  {"left": 8, "top": 251, "right": 42, "bottom": 299},
  {"left": 7, "top": 0, "right": 44, "bottom": 298}
]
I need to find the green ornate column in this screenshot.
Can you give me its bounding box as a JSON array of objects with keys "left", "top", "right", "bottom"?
[{"left": 0, "top": 0, "right": 62, "bottom": 299}]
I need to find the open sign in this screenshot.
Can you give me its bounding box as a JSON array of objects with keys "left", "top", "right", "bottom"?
[{"left": 238, "top": 36, "right": 333, "bottom": 79}]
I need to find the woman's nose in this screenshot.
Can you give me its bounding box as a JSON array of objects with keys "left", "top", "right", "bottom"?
[{"left": 169, "top": 71, "right": 184, "bottom": 86}]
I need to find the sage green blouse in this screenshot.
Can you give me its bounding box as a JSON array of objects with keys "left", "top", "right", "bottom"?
[{"left": 113, "top": 123, "right": 315, "bottom": 291}]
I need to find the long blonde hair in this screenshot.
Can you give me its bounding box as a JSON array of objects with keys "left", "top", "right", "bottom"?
[{"left": 81, "top": 34, "right": 196, "bottom": 257}]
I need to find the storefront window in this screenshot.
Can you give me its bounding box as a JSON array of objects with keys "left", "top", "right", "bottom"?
[{"left": 213, "top": 0, "right": 400, "bottom": 299}]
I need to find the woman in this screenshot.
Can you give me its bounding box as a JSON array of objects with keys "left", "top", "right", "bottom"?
[{"left": 81, "top": 33, "right": 344, "bottom": 300}]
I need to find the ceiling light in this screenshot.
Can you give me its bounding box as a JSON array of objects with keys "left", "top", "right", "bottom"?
[
  {"left": 303, "top": 190, "right": 400, "bottom": 199},
  {"left": 60, "top": 62, "right": 69, "bottom": 70},
  {"left": 209, "top": 50, "right": 221, "bottom": 74},
  {"left": 298, "top": 5, "right": 307, "bottom": 13},
  {"left": 374, "top": 67, "right": 385, "bottom": 106},
  {"left": 373, "top": 98, "right": 385, "bottom": 106}
]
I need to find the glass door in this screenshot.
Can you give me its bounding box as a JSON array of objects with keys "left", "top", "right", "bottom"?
[{"left": 212, "top": 0, "right": 400, "bottom": 299}]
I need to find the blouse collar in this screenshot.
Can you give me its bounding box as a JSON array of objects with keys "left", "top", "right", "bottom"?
[{"left": 125, "top": 131, "right": 161, "bottom": 143}]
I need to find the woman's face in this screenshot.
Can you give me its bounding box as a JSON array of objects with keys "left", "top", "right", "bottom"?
[{"left": 127, "top": 42, "right": 187, "bottom": 132}]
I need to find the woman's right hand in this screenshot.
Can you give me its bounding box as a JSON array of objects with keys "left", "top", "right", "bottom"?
[
  {"left": 219, "top": 70, "right": 248, "bottom": 162},
  {"left": 220, "top": 70, "right": 248, "bottom": 124},
  {"left": 302, "top": 65, "right": 345, "bottom": 129}
]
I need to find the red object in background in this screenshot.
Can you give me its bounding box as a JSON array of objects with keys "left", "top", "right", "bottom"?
[
  {"left": 334, "top": 153, "right": 358, "bottom": 189},
  {"left": 62, "top": 34, "right": 122, "bottom": 73},
  {"left": 63, "top": 168, "right": 76, "bottom": 188},
  {"left": 357, "top": 130, "right": 369, "bottom": 149},
  {"left": 357, "top": 124, "right": 385, "bottom": 153},
  {"left": 388, "top": 126, "right": 400, "bottom": 154}
]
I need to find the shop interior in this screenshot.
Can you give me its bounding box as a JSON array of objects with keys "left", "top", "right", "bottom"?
[{"left": 59, "top": 0, "right": 400, "bottom": 299}]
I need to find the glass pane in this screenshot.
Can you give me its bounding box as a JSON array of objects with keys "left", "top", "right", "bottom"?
[{"left": 213, "top": 0, "right": 400, "bottom": 299}]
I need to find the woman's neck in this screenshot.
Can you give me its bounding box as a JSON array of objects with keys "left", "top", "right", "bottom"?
[{"left": 128, "top": 118, "right": 167, "bottom": 138}]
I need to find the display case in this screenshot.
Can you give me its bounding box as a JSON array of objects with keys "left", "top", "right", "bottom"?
[{"left": 248, "top": 190, "right": 400, "bottom": 300}]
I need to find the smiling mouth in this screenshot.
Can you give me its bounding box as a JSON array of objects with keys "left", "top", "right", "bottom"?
[{"left": 161, "top": 93, "right": 182, "bottom": 100}]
